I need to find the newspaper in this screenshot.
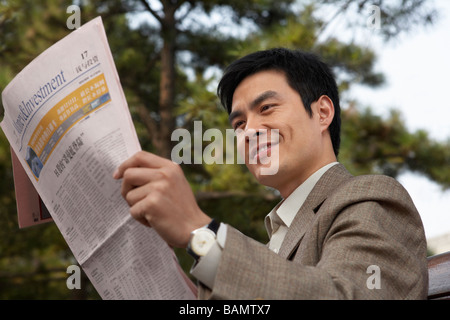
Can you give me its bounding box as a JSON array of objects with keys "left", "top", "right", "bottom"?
[{"left": 0, "top": 17, "right": 196, "bottom": 300}]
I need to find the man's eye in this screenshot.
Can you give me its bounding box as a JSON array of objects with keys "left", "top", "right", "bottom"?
[
  {"left": 261, "top": 104, "right": 273, "bottom": 112},
  {"left": 234, "top": 120, "right": 244, "bottom": 130}
]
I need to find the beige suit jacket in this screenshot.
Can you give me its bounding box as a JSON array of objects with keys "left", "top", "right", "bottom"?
[{"left": 199, "top": 164, "right": 428, "bottom": 299}]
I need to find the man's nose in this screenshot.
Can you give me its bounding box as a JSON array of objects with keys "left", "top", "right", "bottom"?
[{"left": 244, "top": 117, "right": 265, "bottom": 141}]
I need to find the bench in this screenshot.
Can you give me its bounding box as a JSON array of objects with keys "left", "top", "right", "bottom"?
[{"left": 428, "top": 251, "right": 450, "bottom": 300}]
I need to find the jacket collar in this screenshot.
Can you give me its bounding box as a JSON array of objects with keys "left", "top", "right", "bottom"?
[{"left": 277, "top": 163, "right": 353, "bottom": 259}]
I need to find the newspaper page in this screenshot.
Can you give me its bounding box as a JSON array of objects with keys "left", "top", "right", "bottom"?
[{"left": 0, "top": 17, "right": 195, "bottom": 300}]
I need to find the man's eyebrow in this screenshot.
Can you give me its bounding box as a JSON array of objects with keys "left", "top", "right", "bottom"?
[
  {"left": 229, "top": 90, "right": 280, "bottom": 124},
  {"left": 250, "top": 90, "right": 280, "bottom": 110}
]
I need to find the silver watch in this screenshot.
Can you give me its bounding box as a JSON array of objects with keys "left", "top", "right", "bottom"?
[{"left": 187, "top": 219, "right": 219, "bottom": 261}]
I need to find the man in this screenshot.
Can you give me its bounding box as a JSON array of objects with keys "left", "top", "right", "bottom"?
[{"left": 113, "top": 48, "right": 428, "bottom": 299}]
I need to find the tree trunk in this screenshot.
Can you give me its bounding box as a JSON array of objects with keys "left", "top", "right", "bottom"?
[{"left": 156, "top": 1, "right": 177, "bottom": 159}]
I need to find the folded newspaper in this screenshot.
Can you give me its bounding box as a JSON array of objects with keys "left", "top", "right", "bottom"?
[{"left": 0, "top": 17, "right": 196, "bottom": 300}]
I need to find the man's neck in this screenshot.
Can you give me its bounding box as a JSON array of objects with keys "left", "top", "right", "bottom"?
[{"left": 278, "top": 160, "right": 338, "bottom": 199}]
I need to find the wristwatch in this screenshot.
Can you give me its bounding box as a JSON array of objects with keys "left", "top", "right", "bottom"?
[{"left": 187, "top": 219, "right": 220, "bottom": 261}]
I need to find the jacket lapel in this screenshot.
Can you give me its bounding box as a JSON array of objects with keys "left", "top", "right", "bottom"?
[{"left": 278, "top": 164, "right": 352, "bottom": 259}]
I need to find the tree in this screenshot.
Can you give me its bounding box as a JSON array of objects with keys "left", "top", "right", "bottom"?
[
  {"left": 340, "top": 104, "right": 450, "bottom": 188},
  {"left": 0, "top": 0, "right": 100, "bottom": 299},
  {"left": 0, "top": 0, "right": 447, "bottom": 299}
]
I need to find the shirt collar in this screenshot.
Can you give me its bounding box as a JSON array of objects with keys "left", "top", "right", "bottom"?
[{"left": 265, "top": 162, "right": 339, "bottom": 236}]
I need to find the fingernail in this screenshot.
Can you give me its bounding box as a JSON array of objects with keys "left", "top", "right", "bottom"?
[{"left": 113, "top": 168, "right": 119, "bottom": 179}]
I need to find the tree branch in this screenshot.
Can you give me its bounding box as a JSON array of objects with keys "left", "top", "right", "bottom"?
[
  {"left": 317, "top": 0, "right": 353, "bottom": 38},
  {"left": 0, "top": 267, "right": 67, "bottom": 279},
  {"left": 136, "top": 104, "right": 159, "bottom": 140},
  {"left": 195, "top": 190, "right": 279, "bottom": 202},
  {"left": 140, "top": 0, "right": 164, "bottom": 24}
]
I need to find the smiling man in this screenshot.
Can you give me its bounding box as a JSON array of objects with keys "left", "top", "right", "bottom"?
[
  {"left": 230, "top": 69, "right": 337, "bottom": 197},
  {"left": 113, "top": 48, "right": 428, "bottom": 299}
]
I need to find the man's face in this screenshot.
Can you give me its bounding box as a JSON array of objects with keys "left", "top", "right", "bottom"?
[{"left": 230, "top": 70, "right": 329, "bottom": 198}]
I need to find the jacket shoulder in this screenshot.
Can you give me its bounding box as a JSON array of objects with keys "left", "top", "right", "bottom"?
[{"left": 328, "top": 173, "right": 414, "bottom": 206}]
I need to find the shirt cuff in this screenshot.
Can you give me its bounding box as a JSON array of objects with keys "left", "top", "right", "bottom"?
[{"left": 190, "top": 223, "right": 227, "bottom": 289}]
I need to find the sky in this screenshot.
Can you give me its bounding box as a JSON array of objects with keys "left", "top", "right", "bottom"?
[{"left": 345, "top": 0, "right": 450, "bottom": 240}]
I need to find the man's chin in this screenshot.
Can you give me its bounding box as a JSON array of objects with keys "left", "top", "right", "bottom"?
[{"left": 249, "top": 164, "right": 280, "bottom": 186}]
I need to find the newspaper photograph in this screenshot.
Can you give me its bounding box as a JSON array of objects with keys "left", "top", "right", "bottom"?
[{"left": 0, "top": 16, "right": 195, "bottom": 300}]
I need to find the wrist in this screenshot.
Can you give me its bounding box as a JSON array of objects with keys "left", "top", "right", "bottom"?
[{"left": 181, "top": 212, "right": 211, "bottom": 248}]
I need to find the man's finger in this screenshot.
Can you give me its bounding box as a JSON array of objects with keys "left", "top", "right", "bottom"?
[
  {"left": 113, "top": 151, "right": 170, "bottom": 179},
  {"left": 123, "top": 182, "right": 152, "bottom": 207},
  {"left": 129, "top": 196, "right": 154, "bottom": 228},
  {"left": 119, "top": 167, "right": 163, "bottom": 199}
]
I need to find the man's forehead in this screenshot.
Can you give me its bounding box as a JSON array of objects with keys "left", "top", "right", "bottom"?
[
  {"left": 231, "top": 71, "right": 287, "bottom": 110},
  {"left": 235, "top": 69, "right": 286, "bottom": 92}
]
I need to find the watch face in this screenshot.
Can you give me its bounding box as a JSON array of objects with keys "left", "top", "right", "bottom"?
[{"left": 191, "top": 229, "right": 216, "bottom": 257}]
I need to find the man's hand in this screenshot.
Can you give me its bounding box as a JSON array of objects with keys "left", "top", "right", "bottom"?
[{"left": 113, "top": 151, "right": 211, "bottom": 248}]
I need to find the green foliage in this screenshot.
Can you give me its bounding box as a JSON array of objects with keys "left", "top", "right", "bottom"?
[
  {"left": 339, "top": 105, "right": 450, "bottom": 188},
  {"left": 0, "top": 0, "right": 447, "bottom": 299}
]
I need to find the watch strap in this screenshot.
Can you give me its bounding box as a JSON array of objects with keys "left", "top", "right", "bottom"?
[{"left": 207, "top": 219, "right": 219, "bottom": 234}]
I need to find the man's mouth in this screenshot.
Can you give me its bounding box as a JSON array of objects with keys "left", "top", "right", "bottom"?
[{"left": 249, "top": 141, "right": 279, "bottom": 163}]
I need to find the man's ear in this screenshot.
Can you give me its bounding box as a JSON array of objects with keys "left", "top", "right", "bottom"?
[{"left": 316, "top": 95, "right": 335, "bottom": 133}]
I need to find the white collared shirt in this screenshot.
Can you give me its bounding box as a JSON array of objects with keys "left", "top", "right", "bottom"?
[{"left": 264, "top": 162, "right": 339, "bottom": 253}]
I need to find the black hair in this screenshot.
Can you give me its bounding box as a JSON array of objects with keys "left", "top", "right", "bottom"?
[{"left": 217, "top": 48, "right": 341, "bottom": 156}]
